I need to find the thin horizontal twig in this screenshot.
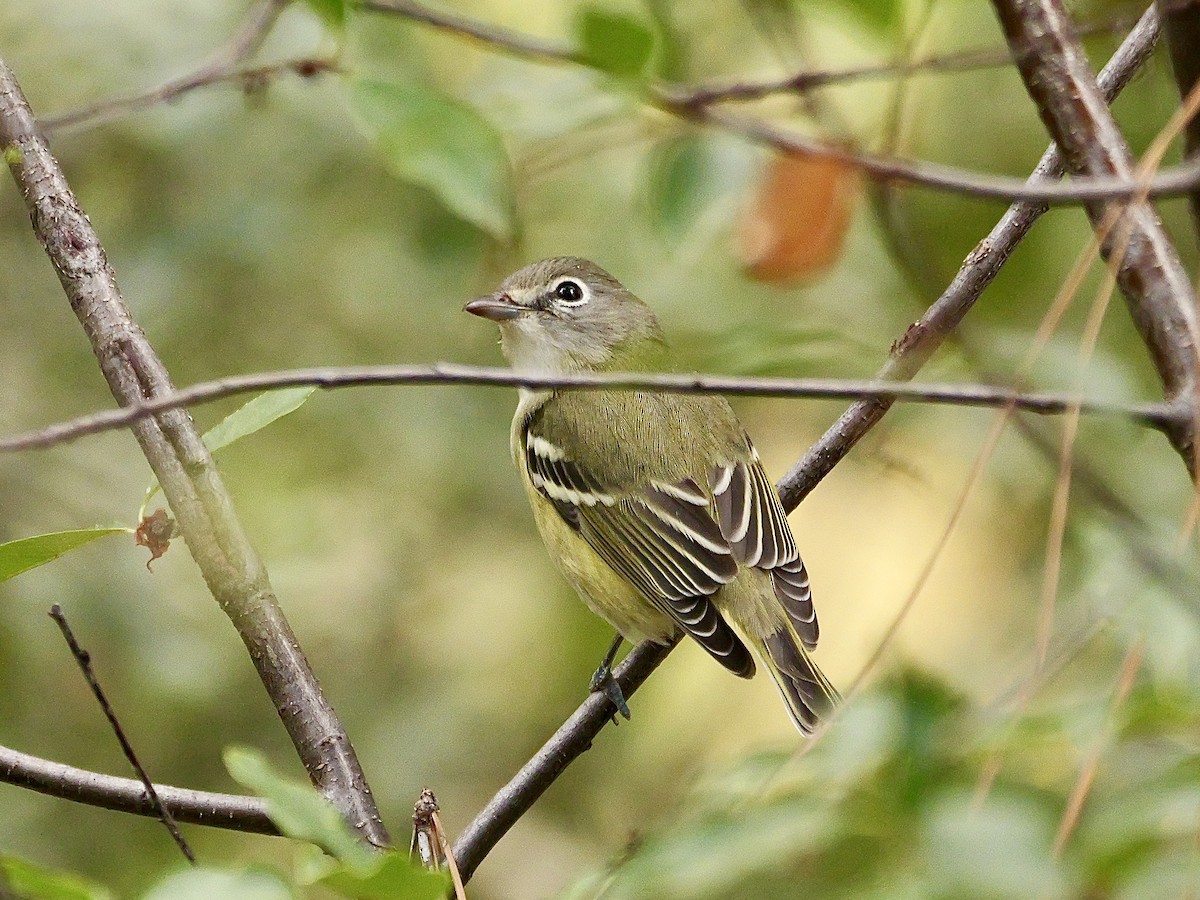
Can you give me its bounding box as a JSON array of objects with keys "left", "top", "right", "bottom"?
[
  {"left": 42, "top": 0, "right": 291, "bottom": 134},
  {"left": 672, "top": 102, "right": 1200, "bottom": 204},
  {"left": 678, "top": 10, "right": 1147, "bottom": 105},
  {"left": 358, "top": 0, "right": 1200, "bottom": 206},
  {"left": 0, "top": 364, "right": 1178, "bottom": 453},
  {"left": 42, "top": 56, "right": 340, "bottom": 135},
  {"left": 0, "top": 743, "right": 277, "bottom": 835}
]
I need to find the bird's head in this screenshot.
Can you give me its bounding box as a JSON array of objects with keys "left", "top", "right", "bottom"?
[{"left": 465, "top": 257, "right": 665, "bottom": 373}]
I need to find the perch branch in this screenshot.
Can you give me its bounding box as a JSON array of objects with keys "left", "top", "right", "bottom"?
[{"left": 451, "top": 637, "right": 678, "bottom": 883}]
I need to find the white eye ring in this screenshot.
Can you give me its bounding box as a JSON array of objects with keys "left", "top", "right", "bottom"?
[{"left": 552, "top": 278, "right": 589, "bottom": 307}]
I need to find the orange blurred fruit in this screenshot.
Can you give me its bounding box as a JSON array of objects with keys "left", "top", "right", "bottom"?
[{"left": 736, "top": 150, "right": 860, "bottom": 282}]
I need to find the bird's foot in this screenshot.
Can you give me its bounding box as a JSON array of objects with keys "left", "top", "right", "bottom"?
[{"left": 590, "top": 663, "right": 631, "bottom": 720}]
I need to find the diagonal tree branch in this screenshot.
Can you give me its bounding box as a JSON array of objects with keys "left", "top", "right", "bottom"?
[
  {"left": 0, "top": 58, "right": 389, "bottom": 847},
  {"left": 777, "top": 5, "right": 1162, "bottom": 507},
  {"left": 0, "top": 743, "right": 278, "bottom": 835},
  {"left": 451, "top": 637, "right": 678, "bottom": 882},
  {"left": 992, "top": 0, "right": 1200, "bottom": 471},
  {"left": 446, "top": 10, "right": 1165, "bottom": 883}
]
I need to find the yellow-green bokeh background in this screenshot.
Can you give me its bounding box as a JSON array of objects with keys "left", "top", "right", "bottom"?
[{"left": 3, "top": 1, "right": 1199, "bottom": 898}]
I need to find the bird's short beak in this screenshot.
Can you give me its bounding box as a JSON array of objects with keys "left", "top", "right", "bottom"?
[{"left": 464, "top": 292, "right": 524, "bottom": 321}]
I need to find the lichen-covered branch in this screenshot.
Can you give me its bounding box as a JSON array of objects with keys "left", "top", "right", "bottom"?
[{"left": 0, "top": 57, "right": 388, "bottom": 847}]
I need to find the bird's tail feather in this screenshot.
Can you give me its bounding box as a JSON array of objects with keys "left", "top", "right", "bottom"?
[{"left": 758, "top": 628, "right": 839, "bottom": 735}]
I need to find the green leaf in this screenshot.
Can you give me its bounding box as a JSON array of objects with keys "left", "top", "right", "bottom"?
[
  {"left": 647, "top": 134, "right": 720, "bottom": 239},
  {"left": 224, "top": 747, "right": 374, "bottom": 871},
  {"left": 320, "top": 853, "right": 450, "bottom": 900},
  {"left": 301, "top": 0, "right": 346, "bottom": 28},
  {"left": 145, "top": 387, "right": 316, "bottom": 501},
  {"left": 0, "top": 855, "right": 111, "bottom": 900},
  {"left": 351, "top": 78, "right": 514, "bottom": 239},
  {"left": 0, "top": 528, "right": 130, "bottom": 584},
  {"left": 142, "top": 868, "right": 293, "bottom": 900},
  {"left": 202, "top": 387, "right": 317, "bottom": 455},
  {"left": 837, "top": 0, "right": 900, "bottom": 33},
  {"left": 576, "top": 7, "right": 656, "bottom": 77}
]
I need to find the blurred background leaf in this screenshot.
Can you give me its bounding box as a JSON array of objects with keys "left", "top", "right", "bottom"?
[
  {"left": 351, "top": 77, "right": 515, "bottom": 240},
  {"left": 575, "top": 6, "right": 657, "bottom": 78},
  {"left": 0, "top": 855, "right": 111, "bottom": 900}
]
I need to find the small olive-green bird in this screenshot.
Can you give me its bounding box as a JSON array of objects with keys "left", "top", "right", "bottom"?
[{"left": 465, "top": 257, "right": 837, "bottom": 734}]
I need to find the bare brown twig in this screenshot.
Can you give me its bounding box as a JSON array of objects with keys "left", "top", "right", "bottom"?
[
  {"left": 0, "top": 58, "right": 388, "bottom": 846},
  {"left": 678, "top": 10, "right": 1148, "bottom": 105},
  {"left": 409, "top": 788, "right": 466, "bottom": 898},
  {"left": 41, "top": 0, "right": 296, "bottom": 134},
  {"left": 451, "top": 637, "right": 677, "bottom": 883},
  {"left": 48, "top": 605, "right": 195, "bottom": 863},
  {"left": 43, "top": 57, "right": 339, "bottom": 135},
  {"left": 0, "top": 365, "right": 1179, "bottom": 454},
  {"left": 357, "top": 0, "right": 1200, "bottom": 206}
]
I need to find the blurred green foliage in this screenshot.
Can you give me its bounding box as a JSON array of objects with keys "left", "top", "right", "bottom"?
[{"left": 2, "top": 0, "right": 1199, "bottom": 898}]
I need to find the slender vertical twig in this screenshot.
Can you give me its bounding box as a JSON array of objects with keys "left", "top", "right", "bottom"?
[{"left": 48, "top": 605, "right": 195, "bottom": 863}]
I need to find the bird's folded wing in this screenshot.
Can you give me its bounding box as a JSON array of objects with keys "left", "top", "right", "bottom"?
[
  {"left": 710, "top": 449, "right": 818, "bottom": 649},
  {"left": 524, "top": 430, "right": 755, "bottom": 677}
]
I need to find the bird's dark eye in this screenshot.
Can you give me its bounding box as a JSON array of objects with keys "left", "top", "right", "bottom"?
[{"left": 555, "top": 280, "right": 584, "bottom": 303}]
